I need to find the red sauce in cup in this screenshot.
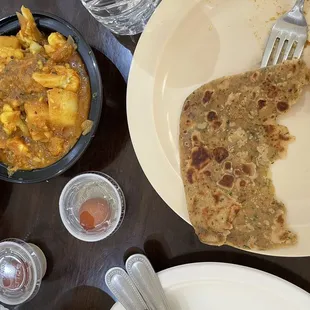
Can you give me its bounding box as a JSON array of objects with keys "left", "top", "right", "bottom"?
[{"left": 79, "top": 198, "right": 111, "bottom": 230}]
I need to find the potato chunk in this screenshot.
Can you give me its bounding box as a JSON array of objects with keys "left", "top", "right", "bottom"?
[
  {"left": 47, "top": 88, "right": 78, "bottom": 127},
  {"left": 0, "top": 36, "right": 21, "bottom": 49},
  {"left": 32, "top": 66, "right": 80, "bottom": 92},
  {"left": 24, "top": 101, "right": 50, "bottom": 141}
]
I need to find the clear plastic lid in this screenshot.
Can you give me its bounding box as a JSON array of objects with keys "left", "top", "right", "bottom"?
[{"left": 0, "top": 239, "right": 44, "bottom": 305}]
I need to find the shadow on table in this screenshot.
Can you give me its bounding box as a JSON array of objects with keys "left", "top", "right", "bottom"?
[
  {"left": 0, "top": 180, "right": 12, "bottom": 238},
  {"left": 143, "top": 238, "right": 310, "bottom": 294},
  {"left": 113, "top": 34, "right": 140, "bottom": 54},
  {"left": 54, "top": 285, "right": 114, "bottom": 310},
  {"left": 65, "top": 47, "right": 129, "bottom": 176}
]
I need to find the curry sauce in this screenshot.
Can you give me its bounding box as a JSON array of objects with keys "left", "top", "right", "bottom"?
[{"left": 0, "top": 6, "right": 91, "bottom": 173}]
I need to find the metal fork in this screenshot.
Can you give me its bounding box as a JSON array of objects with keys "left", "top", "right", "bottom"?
[{"left": 261, "top": 0, "right": 308, "bottom": 67}]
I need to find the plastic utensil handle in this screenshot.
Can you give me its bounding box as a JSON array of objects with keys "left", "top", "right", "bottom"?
[
  {"left": 126, "top": 254, "right": 170, "bottom": 310},
  {"left": 105, "top": 267, "right": 149, "bottom": 310}
]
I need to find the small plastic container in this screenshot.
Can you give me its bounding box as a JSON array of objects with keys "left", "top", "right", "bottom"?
[
  {"left": 0, "top": 239, "right": 47, "bottom": 306},
  {"left": 59, "top": 172, "right": 126, "bottom": 242}
]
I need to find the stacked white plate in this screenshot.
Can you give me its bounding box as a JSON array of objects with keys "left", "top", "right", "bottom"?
[{"left": 111, "top": 262, "right": 310, "bottom": 309}]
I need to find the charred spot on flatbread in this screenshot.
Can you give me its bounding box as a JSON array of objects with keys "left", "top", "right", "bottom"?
[
  {"left": 276, "top": 214, "right": 284, "bottom": 225},
  {"left": 241, "top": 163, "right": 256, "bottom": 177},
  {"left": 187, "top": 168, "right": 195, "bottom": 184},
  {"left": 205, "top": 170, "right": 211, "bottom": 177},
  {"left": 234, "top": 169, "right": 242, "bottom": 177},
  {"left": 258, "top": 99, "right": 266, "bottom": 110},
  {"left": 277, "top": 101, "right": 289, "bottom": 112},
  {"left": 250, "top": 71, "right": 259, "bottom": 81},
  {"left": 213, "top": 147, "right": 229, "bottom": 163},
  {"left": 263, "top": 81, "right": 278, "bottom": 99},
  {"left": 218, "top": 174, "right": 234, "bottom": 189},
  {"left": 239, "top": 179, "right": 246, "bottom": 187},
  {"left": 202, "top": 90, "right": 213, "bottom": 104},
  {"left": 212, "top": 121, "right": 222, "bottom": 130},
  {"left": 183, "top": 102, "right": 190, "bottom": 111},
  {"left": 191, "top": 146, "right": 212, "bottom": 170},
  {"left": 224, "top": 161, "right": 232, "bottom": 171},
  {"left": 191, "top": 134, "right": 200, "bottom": 147},
  {"left": 207, "top": 111, "right": 218, "bottom": 121},
  {"left": 264, "top": 124, "right": 275, "bottom": 134},
  {"left": 212, "top": 192, "right": 220, "bottom": 204},
  {"left": 279, "top": 133, "right": 290, "bottom": 141}
]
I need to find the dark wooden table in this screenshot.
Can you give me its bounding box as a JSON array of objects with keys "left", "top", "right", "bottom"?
[{"left": 0, "top": 0, "right": 310, "bottom": 309}]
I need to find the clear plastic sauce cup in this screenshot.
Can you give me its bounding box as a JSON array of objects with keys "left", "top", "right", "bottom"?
[
  {"left": 59, "top": 172, "right": 126, "bottom": 242},
  {"left": 0, "top": 239, "right": 46, "bottom": 306}
]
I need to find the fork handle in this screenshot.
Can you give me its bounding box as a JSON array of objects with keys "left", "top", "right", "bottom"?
[{"left": 294, "top": 0, "right": 305, "bottom": 11}]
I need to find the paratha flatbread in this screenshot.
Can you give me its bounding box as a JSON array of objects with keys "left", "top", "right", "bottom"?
[{"left": 180, "top": 60, "right": 310, "bottom": 250}]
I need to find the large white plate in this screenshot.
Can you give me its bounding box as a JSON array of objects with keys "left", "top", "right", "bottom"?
[
  {"left": 127, "top": 0, "right": 310, "bottom": 256},
  {"left": 111, "top": 262, "right": 310, "bottom": 309}
]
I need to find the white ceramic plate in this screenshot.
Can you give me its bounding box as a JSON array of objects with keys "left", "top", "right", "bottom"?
[
  {"left": 111, "top": 262, "right": 310, "bottom": 309},
  {"left": 127, "top": 0, "right": 310, "bottom": 256}
]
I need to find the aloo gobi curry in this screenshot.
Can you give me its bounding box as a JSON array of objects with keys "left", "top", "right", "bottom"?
[{"left": 0, "top": 6, "right": 93, "bottom": 174}]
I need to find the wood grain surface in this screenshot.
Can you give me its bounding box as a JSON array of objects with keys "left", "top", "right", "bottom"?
[{"left": 0, "top": 1, "right": 310, "bottom": 309}]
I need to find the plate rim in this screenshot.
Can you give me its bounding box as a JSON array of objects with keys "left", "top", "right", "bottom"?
[{"left": 127, "top": 0, "right": 189, "bottom": 219}]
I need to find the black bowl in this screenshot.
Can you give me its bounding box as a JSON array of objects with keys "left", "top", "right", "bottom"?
[{"left": 0, "top": 12, "right": 103, "bottom": 183}]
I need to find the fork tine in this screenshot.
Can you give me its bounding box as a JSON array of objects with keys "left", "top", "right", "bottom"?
[
  {"left": 282, "top": 36, "right": 296, "bottom": 61},
  {"left": 272, "top": 36, "right": 286, "bottom": 65},
  {"left": 261, "top": 31, "right": 279, "bottom": 68},
  {"left": 293, "top": 40, "right": 305, "bottom": 59}
]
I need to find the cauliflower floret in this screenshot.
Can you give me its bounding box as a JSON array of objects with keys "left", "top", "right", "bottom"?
[
  {"left": 0, "top": 47, "right": 24, "bottom": 60},
  {"left": 6, "top": 137, "right": 29, "bottom": 156},
  {"left": 48, "top": 137, "right": 64, "bottom": 156},
  {"left": 0, "top": 104, "right": 29, "bottom": 136},
  {"left": 0, "top": 47, "right": 23, "bottom": 73},
  {"left": 46, "top": 32, "right": 66, "bottom": 50},
  {"left": 24, "top": 101, "right": 50, "bottom": 141},
  {"left": 29, "top": 41, "right": 43, "bottom": 54},
  {"left": 0, "top": 36, "right": 21, "bottom": 49},
  {"left": 44, "top": 33, "right": 76, "bottom": 62},
  {"left": 47, "top": 88, "right": 78, "bottom": 127},
  {"left": 0, "top": 111, "right": 20, "bottom": 135},
  {"left": 2, "top": 104, "right": 13, "bottom": 112},
  {"left": 32, "top": 65, "right": 80, "bottom": 92},
  {"left": 16, "top": 5, "right": 43, "bottom": 47}
]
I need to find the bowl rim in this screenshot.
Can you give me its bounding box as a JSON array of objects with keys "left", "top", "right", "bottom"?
[{"left": 0, "top": 11, "right": 103, "bottom": 183}]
